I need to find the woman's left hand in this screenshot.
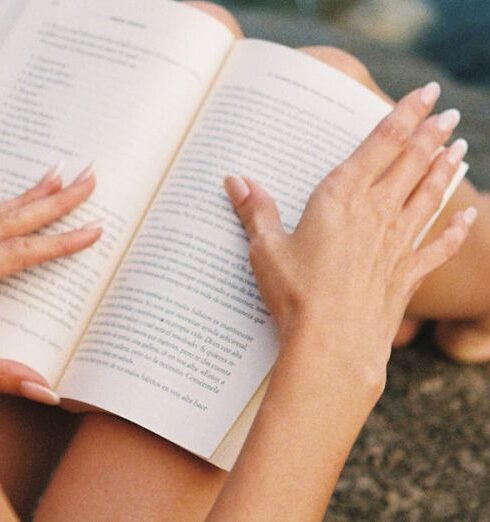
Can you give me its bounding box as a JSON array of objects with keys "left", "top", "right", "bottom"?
[{"left": 0, "top": 163, "right": 101, "bottom": 405}]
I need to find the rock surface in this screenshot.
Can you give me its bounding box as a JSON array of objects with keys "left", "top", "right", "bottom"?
[{"left": 326, "top": 330, "right": 490, "bottom": 521}]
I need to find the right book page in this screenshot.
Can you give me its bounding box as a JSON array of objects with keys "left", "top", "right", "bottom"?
[{"left": 58, "top": 39, "right": 467, "bottom": 467}]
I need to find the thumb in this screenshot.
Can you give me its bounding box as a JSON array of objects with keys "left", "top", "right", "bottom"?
[
  {"left": 0, "top": 360, "right": 60, "bottom": 405},
  {"left": 224, "top": 177, "right": 285, "bottom": 240}
]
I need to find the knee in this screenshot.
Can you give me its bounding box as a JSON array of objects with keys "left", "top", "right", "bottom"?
[
  {"left": 185, "top": 1, "right": 243, "bottom": 38},
  {"left": 299, "top": 46, "right": 373, "bottom": 86}
]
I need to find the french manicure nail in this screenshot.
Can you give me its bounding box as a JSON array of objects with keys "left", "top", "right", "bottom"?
[
  {"left": 19, "top": 381, "right": 60, "bottom": 405},
  {"left": 463, "top": 206, "right": 478, "bottom": 226},
  {"left": 437, "top": 109, "right": 461, "bottom": 132},
  {"left": 225, "top": 176, "right": 250, "bottom": 204},
  {"left": 420, "top": 81, "right": 441, "bottom": 106},
  {"left": 447, "top": 139, "right": 469, "bottom": 166},
  {"left": 39, "top": 161, "right": 65, "bottom": 186},
  {"left": 82, "top": 219, "right": 103, "bottom": 231},
  {"left": 72, "top": 162, "right": 96, "bottom": 186}
]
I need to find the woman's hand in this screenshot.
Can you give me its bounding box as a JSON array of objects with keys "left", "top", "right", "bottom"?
[
  {"left": 209, "top": 84, "right": 475, "bottom": 522},
  {"left": 0, "top": 163, "right": 101, "bottom": 405},
  {"left": 225, "top": 82, "right": 474, "bottom": 389}
]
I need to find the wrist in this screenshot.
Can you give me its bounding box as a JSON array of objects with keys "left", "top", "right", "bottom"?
[{"left": 276, "top": 321, "right": 388, "bottom": 406}]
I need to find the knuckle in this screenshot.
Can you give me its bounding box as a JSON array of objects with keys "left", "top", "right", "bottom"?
[
  {"left": 406, "top": 141, "right": 431, "bottom": 167},
  {"left": 248, "top": 236, "right": 264, "bottom": 265},
  {"left": 54, "top": 234, "right": 74, "bottom": 256},
  {"left": 56, "top": 193, "right": 77, "bottom": 214},
  {"left": 423, "top": 175, "right": 446, "bottom": 202},
  {"left": 320, "top": 167, "right": 352, "bottom": 199},
  {"left": 249, "top": 233, "right": 269, "bottom": 257},
  {"left": 56, "top": 183, "right": 93, "bottom": 214},
  {"left": 242, "top": 207, "right": 260, "bottom": 236},
  {"left": 248, "top": 232, "right": 281, "bottom": 267},
  {"left": 3, "top": 236, "right": 29, "bottom": 254},
  {"left": 316, "top": 178, "right": 338, "bottom": 200},
  {"left": 0, "top": 223, "right": 11, "bottom": 241},
  {"left": 378, "top": 116, "right": 412, "bottom": 147},
  {"left": 372, "top": 201, "right": 392, "bottom": 223},
  {"left": 444, "top": 231, "right": 463, "bottom": 259},
  {"left": 1, "top": 237, "right": 30, "bottom": 271}
]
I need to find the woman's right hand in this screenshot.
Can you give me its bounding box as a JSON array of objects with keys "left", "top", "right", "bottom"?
[
  {"left": 225, "top": 82, "right": 474, "bottom": 395},
  {"left": 0, "top": 164, "right": 101, "bottom": 405},
  {"left": 211, "top": 84, "right": 475, "bottom": 522}
]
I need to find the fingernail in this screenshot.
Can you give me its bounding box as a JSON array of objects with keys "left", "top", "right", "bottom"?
[
  {"left": 463, "top": 206, "right": 478, "bottom": 226},
  {"left": 437, "top": 109, "right": 461, "bottom": 132},
  {"left": 420, "top": 81, "right": 441, "bottom": 106},
  {"left": 225, "top": 176, "right": 250, "bottom": 205},
  {"left": 447, "top": 139, "right": 469, "bottom": 166},
  {"left": 81, "top": 219, "right": 103, "bottom": 231},
  {"left": 72, "top": 162, "right": 95, "bottom": 186},
  {"left": 39, "top": 161, "right": 64, "bottom": 186},
  {"left": 19, "top": 381, "right": 60, "bottom": 405}
]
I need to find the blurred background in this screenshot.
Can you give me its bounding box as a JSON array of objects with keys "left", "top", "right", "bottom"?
[{"left": 216, "top": 0, "right": 490, "bottom": 88}]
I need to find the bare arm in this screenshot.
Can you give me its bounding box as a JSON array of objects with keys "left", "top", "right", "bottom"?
[{"left": 207, "top": 83, "right": 474, "bottom": 521}]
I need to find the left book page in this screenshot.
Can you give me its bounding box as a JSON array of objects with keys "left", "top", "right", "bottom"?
[
  {"left": 0, "top": 0, "right": 234, "bottom": 385},
  {"left": 0, "top": 0, "right": 28, "bottom": 45}
]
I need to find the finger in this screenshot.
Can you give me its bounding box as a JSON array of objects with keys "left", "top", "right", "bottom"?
[
  {"left": 0, "top": 163, "right": 63, "bottom": 215},
  {"left": 403, "top": 139, "right": 468, "bottom": 239},
  {"left": 326, "top": 82, "right": 441, "bottom": 190},
  {"left": 375, "top": 109, "right": 461, "bottom": 212},
  {"left": 0, "top": 164, "right": 96, "bottom": 241},
  {"left": 0, "top": 225, "right": 102, "bottom": 277},
  {"left": 0, "top": 359, "right": 59, "bottom": 405},
  {"left": 224, "top": 176, "right": 285, "bottom": 240},
  {"left": 408, "top": 206, "right": 477, "bottom": 287}
]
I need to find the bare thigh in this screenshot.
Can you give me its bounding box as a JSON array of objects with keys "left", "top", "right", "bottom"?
[{"left": 0, "top": 396, "right": 76, "bottom": 520}]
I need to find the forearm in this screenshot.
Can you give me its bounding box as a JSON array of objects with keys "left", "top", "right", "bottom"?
[{"left": 207, "top": 330, "right": 384, "bottom": 522}]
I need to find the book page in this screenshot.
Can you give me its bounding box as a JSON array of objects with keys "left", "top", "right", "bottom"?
[
  {"left": 0, "top": 0, "right": 28, "bottom": 46},
  {"left": 59, "top": 39, "right": 466, "bottom": 463},
  {"left": 0, "top": 0, "right": 234, "bottom": 385}
]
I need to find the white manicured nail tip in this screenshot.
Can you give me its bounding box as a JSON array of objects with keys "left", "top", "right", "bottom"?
[
  {"left": 420, "top": 81, "right": 441, "bottom": 105},
  {"left": 437, "top": 109, "right": 461, "bottom": 132},
  {"left": 448, "top": 139, "right": 469, "bottom": 165},
  {"left": 463, "top": 206, "right": 478, "bottom": 226},
  {"left": 20, "top": 381, "right": 61, "bottom": 405}
]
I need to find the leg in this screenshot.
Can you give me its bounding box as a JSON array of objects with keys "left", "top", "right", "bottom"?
[
  {"left": 300, "top": 46, "right": 490, "bottom": 361},
  {"left": 0, "top": 396, "right": 76, "bottom": 520},
  {"left": 35, "top": 415, "right": 228, "bottom": 522},
  {"left": 1, "top": 485, "right": 18, "bottom": 522}
]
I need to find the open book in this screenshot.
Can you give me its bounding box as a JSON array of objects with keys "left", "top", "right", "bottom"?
[{"left": 0, "top": 0, "right": 467, "bottom": 470}]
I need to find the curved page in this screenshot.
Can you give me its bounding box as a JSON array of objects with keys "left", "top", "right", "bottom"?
[{"left": 0, "top": 0, "right": 234, "bottom": 384}]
